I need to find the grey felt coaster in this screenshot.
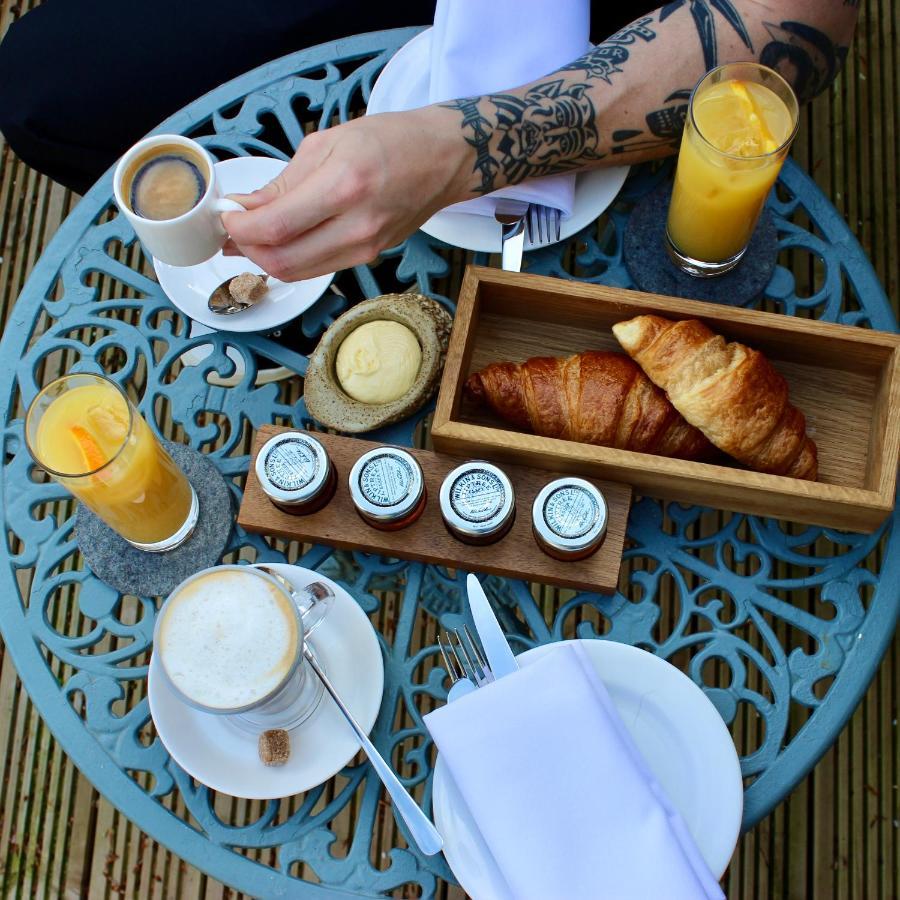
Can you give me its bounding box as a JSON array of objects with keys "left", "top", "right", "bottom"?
[
  {"left": 75, "top": 442, "right": 233, "bottom": 597},
  {"left": 623, "top": 184, "right": 778, "bottom": 305}
]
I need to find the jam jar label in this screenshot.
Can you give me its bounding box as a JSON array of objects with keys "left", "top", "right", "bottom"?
[
  {"left": 264, "top": 439, "right": 318, "bottom": 491},
  {"left": 359, "top": 453, "right": 413, "bottom": 507},
  {"left": 544, "top": 486, "right": 600, "bottom": 539},
  {"left": 449, "top": 469, "right": 506, "bottom": 522}
]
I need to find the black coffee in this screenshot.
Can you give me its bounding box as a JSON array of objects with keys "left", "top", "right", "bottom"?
[{"left": 123, "top": 146, "right": 208, "bottom": 220}]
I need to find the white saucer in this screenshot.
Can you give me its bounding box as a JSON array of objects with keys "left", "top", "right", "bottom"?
[
  {"left": 153, "top": 157, "right": 335, "bottom": 333},
  {"left": 367, "top": 28, "right": 629, "bottom": 254},
  {"left": 432, "top": 639, "right": 743, "bottom": 899},
  {"left": 148, "top": 564, "right": 384, "bottom": 799}
]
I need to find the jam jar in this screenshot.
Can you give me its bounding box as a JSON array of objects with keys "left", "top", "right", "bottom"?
[
  {"left": 254, "top": 431, "right": 337, "bottom": 515},
  {"left": 439, "top": 461, "right": 515, "bottom": 545},
  {"left": 531, "top": 477, "right": 608, "bottom": 560},
  {"left": 348, "top": 447, "right": 427, "bottom": 530}
]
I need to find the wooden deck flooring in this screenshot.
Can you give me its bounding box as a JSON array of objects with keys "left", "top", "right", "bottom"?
[{"left": 0, "top": 1, "right": 897, "bottom": 897}]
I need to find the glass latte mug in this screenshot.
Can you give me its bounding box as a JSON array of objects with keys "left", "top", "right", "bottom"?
[
  {"left": 25, "top": 373, "right": 198, "bottom": 551},
  {"left": 153, "top": 565, "right": 323, "bottom": 731},
  {"left": 666, "top": 62, "right": 799, "bottom": 276}
]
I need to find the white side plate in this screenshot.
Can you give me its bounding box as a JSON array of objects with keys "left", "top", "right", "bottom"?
[{"left": 153, "top": 157, "right": 334, "bottom": 333}]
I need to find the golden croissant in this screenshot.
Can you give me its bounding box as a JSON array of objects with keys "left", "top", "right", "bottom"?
[
  {"left": 465, "top": 350, "right": 716, "bottom": 461},
  {"left": 612, "top": 315, "right": 818, "bottom": 480}
]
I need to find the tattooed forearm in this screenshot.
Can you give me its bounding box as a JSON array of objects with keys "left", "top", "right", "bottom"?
[
  {"left": 443, "top": 97, "right": 496, "bottom": 194},
  {"left": 441, "top": 17, "right": 659, "bottom": 192},
  {"left": 561, "top": 17, "right": 657, "bottom": 84},
  {"left": 611, "top": 89, "right": 691, "bottom": 154},
  {"left": 659, "top": 0, "right": 752, "bottom": 69},
  {"left": 492, "top": 82, "right": 603, "bottom": 181},
  {"left": 438, "top": 3, "right": 858, "bottom": 196},
  {"left": 441, "top": 80, "right": 603, "bottom": 194},
  {"left": 760, "top": 21, "right": 849, "bottom": 102}
]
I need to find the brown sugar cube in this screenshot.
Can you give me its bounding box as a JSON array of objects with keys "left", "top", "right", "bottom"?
[
  {"left": 258, "top": 728, "right": 290, "bottom": 766},
  {"left": 229, "top": 272, "right": 268, "bottom": 305}
]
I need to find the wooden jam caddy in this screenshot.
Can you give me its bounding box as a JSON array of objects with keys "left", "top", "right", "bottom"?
[
  {"left": 432, "top": 267, "right": 900, "bottom": 533},
  {"left": 238, "top": 425, "right": 632, "bottom": 595}
]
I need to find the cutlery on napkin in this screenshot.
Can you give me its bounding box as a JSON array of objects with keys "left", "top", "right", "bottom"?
[
  {"left": 428, "top": 0, "right": 590, "bottom": 220},
  {"left": 425, "top": 642, "right": 725, "bottom": 899}
]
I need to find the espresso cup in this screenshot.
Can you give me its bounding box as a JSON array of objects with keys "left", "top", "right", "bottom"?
[{"left": 113, "top": 134, "right": 244, "bottom": 267}]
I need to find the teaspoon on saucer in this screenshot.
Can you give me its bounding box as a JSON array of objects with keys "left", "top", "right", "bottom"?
[{"left": 208, "top": 272, "right": 275, "bottom": 315}]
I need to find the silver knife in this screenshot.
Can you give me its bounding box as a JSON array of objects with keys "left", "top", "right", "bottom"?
[
  {"left": 494, "top": 199, "right": 528, "bottom": 272},
  {"left": 466, "top": 573, "right": 519, "bottom": 679}
]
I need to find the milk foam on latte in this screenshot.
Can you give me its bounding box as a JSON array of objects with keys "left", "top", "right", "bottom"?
[{"left": 157, "top": 569, "right": 299, "bottom": 711}]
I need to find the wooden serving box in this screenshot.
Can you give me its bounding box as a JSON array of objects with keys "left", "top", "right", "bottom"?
[
  {"left": 239, "top": 426, "right": 633, "bottom": 594},
  {"left": 432, "top": 267, "right": 900, "bottom": 532}
]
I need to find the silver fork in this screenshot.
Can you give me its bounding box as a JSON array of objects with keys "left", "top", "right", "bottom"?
[
  {"left": 440, "top": 626, "right": 494, "bottom": 696},
  {"left": 526, "top": 204, "right": 562, "bottom": 249}
]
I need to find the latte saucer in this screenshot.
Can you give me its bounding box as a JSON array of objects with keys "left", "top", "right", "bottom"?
[{"left": 148, "top": 564, "right": 384, "bottom": 799}]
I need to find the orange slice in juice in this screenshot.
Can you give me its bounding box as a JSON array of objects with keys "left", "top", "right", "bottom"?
[
  {"left": 70, "top": 425, "right": 108, "bottom": 472},
  {"left": 693, "top": 79, "right": 791, "bottom": 157}
]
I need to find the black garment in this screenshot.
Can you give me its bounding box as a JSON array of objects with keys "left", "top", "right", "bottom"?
[{"left": 0, "top": 1, "right": 642, "bottom": 193}]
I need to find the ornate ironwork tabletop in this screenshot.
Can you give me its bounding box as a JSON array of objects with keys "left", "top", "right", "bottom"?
[{"left": 0, "top": 27, "right": 897, "bottom": 899}]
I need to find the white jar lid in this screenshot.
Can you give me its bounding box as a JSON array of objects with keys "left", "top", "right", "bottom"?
[
  {"left": 440, "top": 461, "right": 515, "bottom": 541},
  {"left": 255, "top": 432, "right": 331, "bottom": 507},
  {"left": 532, "top": 477, "right": 608, "bottom": 555},
  {"left": 348, "top": 447, "right": 424, "bottom": 524}
]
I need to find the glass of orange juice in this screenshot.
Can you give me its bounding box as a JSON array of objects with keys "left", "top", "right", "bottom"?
[
  {"left": 666, "top": 62, "right": 799, "bottom": 276},
  {"left": 25, "top": 373, "right": 198, "bottom": 551}
]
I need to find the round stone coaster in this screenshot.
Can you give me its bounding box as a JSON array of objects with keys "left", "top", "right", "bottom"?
[
  {"left": 75, "top": 442, "right": 233, "bottom": 597},
  {"left": 623, "top": 184, "right": 778, "bottom": 304}
]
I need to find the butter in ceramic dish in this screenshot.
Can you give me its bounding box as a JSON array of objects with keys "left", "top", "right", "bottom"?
[
  {"left": 336, "top": 320, "right": 422, "bottom": 404},
  {"left": 304, "top": 293, "right": 451, "bottom": 433}
]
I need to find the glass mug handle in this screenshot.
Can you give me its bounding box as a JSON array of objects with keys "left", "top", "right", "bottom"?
[
  {"left": 252, "top": 566, "right": 336, "bottom": 638},
  {"left": 293, "top": 581, "right": 335, "bottom": 637}
]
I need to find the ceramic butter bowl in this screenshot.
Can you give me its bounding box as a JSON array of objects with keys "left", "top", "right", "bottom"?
[{"left": 305, "top": 293, "right": 452, "bottom": 433}]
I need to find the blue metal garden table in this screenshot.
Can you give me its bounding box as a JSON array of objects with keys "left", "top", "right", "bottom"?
[{"left": 0, "top": 27, "right": 897, "bottom": 899}]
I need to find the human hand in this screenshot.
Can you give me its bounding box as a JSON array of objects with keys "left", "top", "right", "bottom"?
[{"left": 222, "top": 107, "right": 470, "bottom": 281}]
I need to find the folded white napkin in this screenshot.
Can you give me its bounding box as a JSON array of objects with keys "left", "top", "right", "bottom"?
[
  {"left": 425, "top": 643, "right": 725, "bottom": 900},
  {"left": 428, "top": 0, "right": 590, "bottom": 218}
]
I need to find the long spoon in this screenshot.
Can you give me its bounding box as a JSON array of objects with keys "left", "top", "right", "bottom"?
[{"left": 260, "top": 567, "right": 444, "bottom": 856}]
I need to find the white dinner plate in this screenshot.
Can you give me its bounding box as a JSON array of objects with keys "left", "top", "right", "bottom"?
[
  {"left": 153, "top": 157, "right": 335, "bottom": 333},
  {"left": 367, "top": 28, "right": 629, "bottom": 254},
  {"left": 432, "top": 639, "right": 743, "bottom": 899},
  {"left": 148, "top": 564, "right": 384, "bottom": 799}
]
